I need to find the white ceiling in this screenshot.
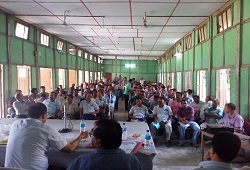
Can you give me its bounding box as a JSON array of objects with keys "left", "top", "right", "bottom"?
[{"left": 0, "top": 0, "right": 228, "bottom": 60}]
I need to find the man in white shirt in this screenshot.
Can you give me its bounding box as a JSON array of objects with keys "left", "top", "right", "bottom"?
[
  {"left": 128, "top": 97, "right": 148, "bottom": 122},
  {"left": 79, "top": 93, "right": 100, "bottom": 120},
  {"left": 5, "top": 103, "right": 88, "bottom": 170},
  {"left": 150, "top": 97, "right": 173, "bottom": 147},
  {"left": 189, "top": 95, "right": 204, "bottom": 123},
  {"left": 13, "top": 93, "right": 31, "bottom": 118},
  {"left": 62, "top": 94, "right": 79, "bottom": 119},
  {"left": 199, "top": 96, "right": 213, "bottom": 123}
]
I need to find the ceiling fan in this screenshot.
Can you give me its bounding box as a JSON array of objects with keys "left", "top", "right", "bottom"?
[{"left": 143, "top": 12, "right": 148, "bottom": 27}]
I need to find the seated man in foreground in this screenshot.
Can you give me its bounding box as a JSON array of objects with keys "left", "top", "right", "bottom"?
[
  {"left": 5, "top": 103, "right": 88, "bottom": 170},
  {"left": 195, "top": 131, "right": 241, "bottom": 170},
  {"left": 67, "top": 119, "right": 141, "bottom": 170}
]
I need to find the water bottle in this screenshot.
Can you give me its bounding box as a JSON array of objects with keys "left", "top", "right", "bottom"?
[
  {"left": 122, "top": 123, "right": 127, "bottom": 140},
  {"left": 144, "top": 130, "right": 151, "bottom": 149},
  {"left": 80, "top": 119, "right": 86, "bottom": 132}
]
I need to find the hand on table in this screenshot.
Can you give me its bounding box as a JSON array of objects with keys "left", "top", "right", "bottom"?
[{"left": 79, "top": 131, "right": 89, "bottom": 140}]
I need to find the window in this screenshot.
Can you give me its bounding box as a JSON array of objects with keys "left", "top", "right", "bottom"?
[
  {"left": 85, "top": 71, "right": 89, "bottom": 83},
  {"left": 100, "top": 59, "right": 103, "bottom": 64},
  {"left": 68, "top": 44, "right": 76, "bottom": 55},
  {"left": 217, "top": 6, "right": 232, "bottom": 33},
  {"left": 98, "top": 72, "right": 101, "bottom": 81},
  {"left": 78, "top": 50, "right": 82, "bottom": 57},
  {"left": 216, "top": 69, "right": 230, "bottom": 108},
  {"left": 176, "top": 42, "right": 182, "bottom": 54},
  {"left": 177, "top": 72, "right": 182, "bottom": 92},
  {"left": 185, "top": 71, "right": 192, "bottom": 90},
  {"left": 58, "top": 69, "right": 66, "bottom": 89},
  {"left": 41, "top": 33, "right": 49, "bottom": 46},
  {"left": 168, "top": 72, "right": 175, "bottom": 88},
  {"left": 94, "top": 56, "right": 97, "bottom": 62},
  {"left": 90, "top": 54, "right": 92, "bottom": 61},
  {"left": 17, "top": 65, "right": 31, "bottom": 95},
  {"left": 98, "top": 58, "right": 100, "bottom": 63},
  {"left": 79, "top": 70, "right": 84, "bottom": 85},
  {"left": 40, "top": 68, "right": 52, "bottom": 92},
  {"left": 171, "top": 47, "right": 175, "bottom": 58},
  {"left": 94, "top": 72, "right": 97, "bottom": 81},
  {"left": 57, "top": 40, "right": 64, "bottom": 51},
  {"left": 85, "top": 52, "right": 88, "bottom": 59},
  {"left": 185, "top": 34, "right": 192, "bottom": 49},
  {"left": 15, "top": 23, "right": 28, "bottom": 39},
  {"left": 69, "top": 70, "right": 76, "bottom": 87},
  {"left": 198, "top": 24, "right": 207, "bottom": 43},
  {"left": 197, "top": 70, "right": 206, "bottom": 102},
  {"left": 89, "top": 71, "right": 93, "bottom": 83}
]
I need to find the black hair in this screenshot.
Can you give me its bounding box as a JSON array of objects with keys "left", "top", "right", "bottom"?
[
  {"left": 93, "top": 119, "right": 122, "bottom": 149},
  {"left": 67, "top": 94, "right": 73, "bottom": 98},
  {"left": 193, "top": 95, "right": 199, "bottom": 99},
  {"left": 31, "top": 88, "right": 37, "bottom": 93},
  {"left": 28, "top": 103, "right": 47, "bottom": 119},
  {"left": 135, "top": 96, "right": 142, "bottom": 101},
  {"left": 225, "top": 103, "right": 236, "bottom": 111},
  {"left": 129, "top": 79, "right": 133, "bottom": 83},
  {"left": 187, "top": 89, "right": 193, "bottom": 95},
  {"left": 62, "top": 91, "right": 68, "bottom": 95},
  {"left": 212, "top": 131, "right": 241, "bottom": 162},
  {"left": 40, "top": 86, "right": 45, "bottom": 89}
]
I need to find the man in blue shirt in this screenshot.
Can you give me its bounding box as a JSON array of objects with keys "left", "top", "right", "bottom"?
[{"left": 67, "top": 119, "right": 141, "bottom": 170}]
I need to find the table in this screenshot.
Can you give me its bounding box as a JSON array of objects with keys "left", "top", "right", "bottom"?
[
  {"left": 0, "top": 118, "right": 156, "bottom": 170},
  {"left": 201, "top": 130, "right": 250, "bottom": 161}
]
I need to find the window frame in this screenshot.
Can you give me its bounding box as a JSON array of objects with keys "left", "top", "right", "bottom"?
[
  {"left": 40, "top": 32, "right": 49, "bottom": 46},
  {"left": 216, "top": 5, "right": 233, "bottom": 33},
  {"left": 198, "top": 23, "right": 207, "bottom": 43},
  {"left": 15, "top": 22, "right": 29, "bottom": 40},
  {"left": 185, "top": 34, "right": 192, "bottom": 50},
  {"left": 57, "top": 40, "right": 64, "bottom": 51}
]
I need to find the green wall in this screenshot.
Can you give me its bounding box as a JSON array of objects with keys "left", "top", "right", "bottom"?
[
  {"left": 103, "top": 60, "right": 157, "bottom": 82},
  {"left": 0, "top": 10, "right": 102, "bottom": 115},
  {"left": 157, "top": 0, "right": 250, "bottom": 119}
]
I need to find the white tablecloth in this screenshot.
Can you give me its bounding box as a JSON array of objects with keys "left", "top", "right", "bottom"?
[{"left": 0, "top": 118, "right": 156, "bottom": 170}]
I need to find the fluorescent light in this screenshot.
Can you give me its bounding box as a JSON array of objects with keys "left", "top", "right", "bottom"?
[{"left": 125, "top": 64, "right": 136, "bottom": 68}]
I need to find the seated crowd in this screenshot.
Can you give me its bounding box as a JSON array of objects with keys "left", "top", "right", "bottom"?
[{"left": 3, "top": 76, "right": 247, "bottom": 170}]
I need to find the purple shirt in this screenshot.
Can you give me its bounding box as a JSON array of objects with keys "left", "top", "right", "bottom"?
[
  {"left": 222, "top": 112, "right": 244, "bottom": 131},
  {"left": 177, "top": 106, "right": 195, "bottom": 121}
]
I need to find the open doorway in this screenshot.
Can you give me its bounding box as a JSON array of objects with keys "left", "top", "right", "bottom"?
[
  {"left": 216, "top": 69, "right": 230, "bottom": 108},
  {"left": 185, "top": 71, "right": 192, "bottom": 90},
  {"left": 85, "top": 71, "right": 89, "bottom": 83},
  {"left": 79, "top": 70, "right": 84, "bottom": 86},
  {"left": 177, "top": 72, "right": 182, "bottom": 92},
  {"left": 17, "top": 65, "right": 31, "bottom": 96},
  {"left": 197, "top": 70, "right": 206, "bottom": 102},
  {"left": 89, "top": 71, "right": 93, "bottom": 83},
  {"left": 40, "top": 68, "right": 52, "bottom": 92},
  {"left": 69, "top": 69, "right": 76, "bottom": 88},
  {"left": 58, "top": 69, "right": 66, "bottom": 89}
]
